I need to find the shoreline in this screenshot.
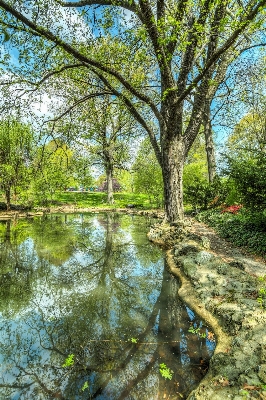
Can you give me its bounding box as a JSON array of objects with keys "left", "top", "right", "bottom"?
[{"left": 148, "top": 222, "right": 266, "bottom": 400}]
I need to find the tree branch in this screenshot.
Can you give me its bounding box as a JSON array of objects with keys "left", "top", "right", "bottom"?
[
  {"left": 175, "top": 0, "right": 266, "bottom": 107},
  {"left": 58, "top": 0, "right": 139, "bottom": 15},
  {"left": 90, "top": 67, "right": 163, "bottom": 166},
  {"left": 0, "top": 0, "right": 161, "bottom": 122},
  {"left": 47, "top": 91, "right": 112, "bottom": 123}
]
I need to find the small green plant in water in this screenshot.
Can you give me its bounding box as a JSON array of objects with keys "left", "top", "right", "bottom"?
[
  {"left": 188, "top": 326, "right": 206, "bottom": 338},
  {"left": 159, "top": 363, "right": 173, "bottom": 380},
  {"left": 130, "top": 337, "right": 138, "bottom": 343},
  {"left": 81, "top": 381, "right": 89, "bottom": 392},
  {"left": 62, "top": 353, "right": 75, "bottom": 367}
]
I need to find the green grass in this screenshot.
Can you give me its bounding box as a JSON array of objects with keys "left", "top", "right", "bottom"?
[{"left": 46, "top": 191, "right": 159, "bottom": 209}]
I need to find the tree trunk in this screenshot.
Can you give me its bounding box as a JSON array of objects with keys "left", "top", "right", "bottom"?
[
  {"left": 106, "top": 164, "right": 114, "bottom": 205},
  {"left": 5, "top": 187, "right": 11, "bottom": 211},
  {"left": 204, "top": 103, "right": 217, "bottom": 183},
  {"left": 161, "top": 136, "right": 185, "bottom": 223}
]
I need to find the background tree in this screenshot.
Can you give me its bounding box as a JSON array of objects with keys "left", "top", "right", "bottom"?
[
  {"left": 32, "top": 139, "right": 73, "bottom": 205},
  {"left": 133, "top": 138, "right": 163, "bottom": 207},
  {"left": 70, "top": 151, "right": 94, "bottom": 190},
  {"left": 68, "top": 96, "right": 139, "bottom": 204},
  {"left": 223, "top": 104, "right": 266, "bottom": 209},
  {"left": 0, "top": 118, "right": 34, "bottom": 210}
]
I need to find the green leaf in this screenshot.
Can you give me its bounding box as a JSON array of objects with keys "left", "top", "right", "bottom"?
[
  {"left": 62, "top": 353, "right": 75, "bottom": 367},
  {"left": 81, "top": 381, "right": 89, "bottom": 391}
]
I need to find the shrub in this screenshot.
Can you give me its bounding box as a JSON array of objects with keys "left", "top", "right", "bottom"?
[
  {"left": 196, "top": 208, "right": 266, "bottom": 257},
  {"left": 184, "top": 175, "right": 229, "bottom": 211},
  {"left": 224, "top": 153, "right": 266, "bottom": 210}
]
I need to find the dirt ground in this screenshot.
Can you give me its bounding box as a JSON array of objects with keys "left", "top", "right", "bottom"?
[{"left": 189, "top": 218, "right": 266, "bottom": 277}]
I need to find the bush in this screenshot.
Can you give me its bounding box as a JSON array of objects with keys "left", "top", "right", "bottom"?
[
  {"left": 184, "top": 175, "right": 229, "bottom": 211},
  {"left": 196, "top": 208, "right": 266, "bottom": 257},
  {"left": 224, "top": 153, "right": 266, "bottom": 210}
]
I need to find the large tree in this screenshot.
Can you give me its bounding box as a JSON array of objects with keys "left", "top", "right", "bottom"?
[{"left": 0, "top": 0, "right": 265, "bottom": 222}]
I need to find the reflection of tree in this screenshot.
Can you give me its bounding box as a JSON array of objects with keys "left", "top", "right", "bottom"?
[
  {"left": 0, "top": 213, "right": 215, "bottom": 399},
  {"left": 30, "top": 214, "right": 77, "bottom": 266},
  {"left": 0, "top": 219, "right": 35, "bottom": 315}
]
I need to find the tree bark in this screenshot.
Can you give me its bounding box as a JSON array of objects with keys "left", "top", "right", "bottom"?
[
  {"left": 203, "top": 102, "right": 216, "bottom": 183},
  {"left": 161, "top": 135, "right": 185, "bottom": 223},
  {"left": 106, "top": 163, "right": 114, "bottom": 205},
  {"left": 5, "top": 187, "right": 11, "bottom": 211}
]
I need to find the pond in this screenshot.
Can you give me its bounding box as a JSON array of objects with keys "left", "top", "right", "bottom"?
[{"left": 0, "top": 213, "right": 215, "bottom": 399}]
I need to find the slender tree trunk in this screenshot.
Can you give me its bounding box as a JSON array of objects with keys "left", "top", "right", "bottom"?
[
  {"left": 204, "top": 102, "right": 216, "bottom": 183},
  {"left": 106, "top": 164, "right": 114, "bottom": 205},
  {"left": 5, "top": 187, "right": 11, "bottom": 211},
  {"left": 161, "top": 135, "right": 185, "bottom": 223}
]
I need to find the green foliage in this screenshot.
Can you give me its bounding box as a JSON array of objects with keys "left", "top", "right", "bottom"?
[
  {"left": 224, "top": 153, "right": 266, "bottom": 210},
  {"left": 196, "top": 208, "right": 266, "bottom": 257},
  {"left": 133, "top": 138, "right": 163, "bottom": 208},
  {"left": 0, "top": 118, "right": 35, "bottom": 209},
  {"left": 62, "top": 353, "right": 75, "bottom": 367},
  {"left": 159, "top": 363, "right": 173, "bottom": 380},
  {"left": 32, "top": 140, "right": 74, "bottom": 205},
  {"left": 130, "top": 337, "right": 138, "bottom": 343},
  {"left": 257, "top": 276, "right": 266, "bottom": 308},
  {"left": 223, "top": 109, "right": 266, "bottom": 210},
  {"left": 81, "top": 381, "right": 89, "bottom": 392},
  {"left": 184, "top": 171, "right": 228, "bottom": 211},
  {"left": 188, "top": 326, "right": 206, "bottom": 339},
  {"left": 71, "top": 154, "right": 94, "bottom": 189}
]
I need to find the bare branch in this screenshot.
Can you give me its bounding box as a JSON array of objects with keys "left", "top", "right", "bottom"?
[{"left": 27, "top": 63, "right": 85, "bottom": 87}]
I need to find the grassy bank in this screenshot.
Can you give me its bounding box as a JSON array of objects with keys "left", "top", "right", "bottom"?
[{"left": 40, "top": 191, "right": 159, "bottom": 209}]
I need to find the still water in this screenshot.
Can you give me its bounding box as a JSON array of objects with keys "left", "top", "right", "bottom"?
[{"left": 0, "top": 213, "right": 215, "bottom": 399}]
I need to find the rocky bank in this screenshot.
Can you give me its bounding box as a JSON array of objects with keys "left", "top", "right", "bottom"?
[{"left": 148, "top": 220, "right": 266, "bottom": 400}]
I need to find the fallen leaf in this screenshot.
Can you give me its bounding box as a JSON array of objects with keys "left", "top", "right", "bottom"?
[
  {"left": 207, "top": 332, "right": 215, "bottom": 341},
  {"left": 243, "top": 384, "right": 260, "bottom": 390},
  {"left": 221, "top": 379, "right": 230, "bottom": 387}
]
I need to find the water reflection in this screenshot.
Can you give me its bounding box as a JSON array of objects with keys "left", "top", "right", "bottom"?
[{"left": 0, "top": 213, "right": 215, "bottom": 399}]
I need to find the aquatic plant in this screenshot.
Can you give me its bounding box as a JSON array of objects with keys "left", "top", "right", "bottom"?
[
  {"left": 159, "top": 363, "right": 173, "bottom": 380},
  {"left": 188, "top": 326, "right": 206, "bottom": 339},
  {"left": 81, "top": 381, "right": 89, "bottom": 392},
  {"left": 62, "top": 353, "right": 75, "bottom": 367}
]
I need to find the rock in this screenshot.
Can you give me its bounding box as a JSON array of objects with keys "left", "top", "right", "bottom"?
[
  {"left": 229, "top": 261, "right": 245, "bottom": 271},
  {"left": 195, "top": 250, "right": 213, "bottom": 265},
  {"left": 149, "top": 216, "right": 266, "bottom": 400},
  {"left": 258, "top": 364, "right": 266, "bottom": 383},
  {"left": 201, "top": 236, "right": 210, "bottom": 249}
]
